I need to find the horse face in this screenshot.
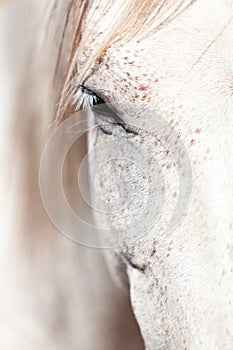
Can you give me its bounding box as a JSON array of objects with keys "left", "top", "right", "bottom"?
[{"left": 84, "top": 1, "right": 233, "bottom": 348}]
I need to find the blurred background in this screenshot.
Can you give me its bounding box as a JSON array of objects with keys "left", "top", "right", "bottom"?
[{"left": 0, "top": 1, "right": 144, "bottom": 349}]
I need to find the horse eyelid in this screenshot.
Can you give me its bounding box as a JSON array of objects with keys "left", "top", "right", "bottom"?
[
  {"left": 80, "top": 84, "right": 125, "bottom": 123},
  {"left": 80, "top": 84, "right": 138, "bottom": 136}
]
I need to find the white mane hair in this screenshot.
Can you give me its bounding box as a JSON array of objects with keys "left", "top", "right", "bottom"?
[{"left": 0, "top": 0, "right": 194, "bottom": 349}]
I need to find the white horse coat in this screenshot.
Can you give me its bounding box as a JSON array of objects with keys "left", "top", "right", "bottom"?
[{"left": 1, "top": 0, "right": 233, "bottom": 349}]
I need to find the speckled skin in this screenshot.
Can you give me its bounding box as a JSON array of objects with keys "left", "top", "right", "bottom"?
[{"left": 83, "top": 1, "right": 233, "bottom": 349}]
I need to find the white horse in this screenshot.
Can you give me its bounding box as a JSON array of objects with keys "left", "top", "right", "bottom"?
[{"left": 1, "top": 0, "right": 233, "bottom": 349}]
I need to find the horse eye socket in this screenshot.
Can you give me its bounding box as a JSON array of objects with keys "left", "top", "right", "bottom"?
[
  {"left": 80, "top": 85, "right": 138, "bottom": 136},
  {"left": 80, "top": 85, "right": 126, "bottom": 135}
]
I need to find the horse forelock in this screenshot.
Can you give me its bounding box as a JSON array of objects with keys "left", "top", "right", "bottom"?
[{"left": 52, "top": 0, "right": 195, "bottom": 120}]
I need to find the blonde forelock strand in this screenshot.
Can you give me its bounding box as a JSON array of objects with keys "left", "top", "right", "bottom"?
[{"left": 53, "top": 0, "right": 195, "bottom": 121}]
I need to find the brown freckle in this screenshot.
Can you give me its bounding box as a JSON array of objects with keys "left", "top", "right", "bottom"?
[
  {"left": 139, "top": 85, "right": 148, "bottom": 91},
  {"left": 154, "top": 78, "right": 159, "bottom": 83},
  {"left": 166, "top": 164, "right": 171, "bottom": 169},
  {"left": 190, "top": 139, "right": 196, "bottom": 145},
  {"left": 150, "top": 248, "right": 156, "bottom": 257},
  {"left": 124, "top": 57, "right": 128, "bottom": 60},
  {"left": 195, "top": 128, "right": 201, "bottom": 133},
  {"left": 173, "top": 192, "right": 177, "bottom": 198}
]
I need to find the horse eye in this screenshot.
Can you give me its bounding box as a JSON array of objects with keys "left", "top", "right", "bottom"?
[
  {"left": 80, "top": 85, "right": 127, "bottom": 135},
  {"left": 80, "top": 85, "right": 138, "bottom": 136}
]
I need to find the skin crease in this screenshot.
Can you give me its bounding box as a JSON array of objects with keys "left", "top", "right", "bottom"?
[{"left": 81, "top": 0, "right": 233, "bottom": 349}]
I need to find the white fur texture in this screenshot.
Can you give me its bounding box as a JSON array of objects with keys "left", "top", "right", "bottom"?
[
  {"left": 84, "top": 0, "right": 233, "bottom": 349},
  {"left": 1, "top": 0, "right": 233, "bottom": 349}
]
